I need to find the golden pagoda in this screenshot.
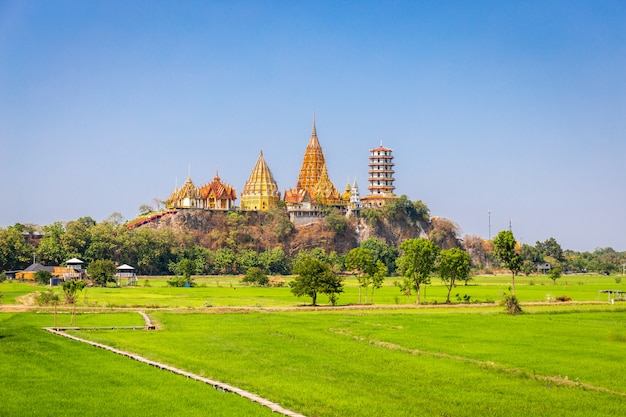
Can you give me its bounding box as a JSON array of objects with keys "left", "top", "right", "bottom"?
[
  {"left": 311, "top": 162, "right": 341, "bottom": 204},
  {"left": 296, "top": 116, "right": 327, "bottom": 197},
  {"left": 240, "top": 150, "right": 281, "bottom": 211},
  {"left": 289, "top": 116, "right": 342, "bottom": 206},
  {"left": 198, "top": 171, "right": 237, "bottom": 210}
]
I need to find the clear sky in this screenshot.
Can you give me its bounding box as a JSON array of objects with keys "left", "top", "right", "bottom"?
[{"left": 1, "top": 1, "right": 624, "bottom": 252}]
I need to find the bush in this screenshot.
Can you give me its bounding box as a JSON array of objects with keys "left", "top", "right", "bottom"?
[
  {"left": 35, "top": 289, "right": 59, "bottom": 306},
  {"left": 615, "top": 277, "right": 622, "bottom": 284},
  {"left": 501, "top": 293, "right": 523, "bottom": 315},
  {"left": 555, "top": 295, "right": 572, "bottom": 302},
  {"left": 167, "top": 276, "right": 196, "bottom": 287},
  {"left": 34, "top": 270, "right": 53, "bottom": 285},
  {"left": 242, "top": 267, "right": 269, "bottom": 286}
]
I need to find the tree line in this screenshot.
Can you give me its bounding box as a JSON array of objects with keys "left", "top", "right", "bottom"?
[{"left": 1, "top": 210, "right": 624, "bottom": 280}]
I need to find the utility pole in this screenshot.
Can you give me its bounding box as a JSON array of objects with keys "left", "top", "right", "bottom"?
[{"left": 488, "top": 210, "right": 491, "bottom": 240}]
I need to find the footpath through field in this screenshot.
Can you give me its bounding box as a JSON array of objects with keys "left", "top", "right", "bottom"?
[{"left": 44, "top": 311, "right": 307, "bottom": 417}]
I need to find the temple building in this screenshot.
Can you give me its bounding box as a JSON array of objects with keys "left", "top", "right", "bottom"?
[
  {"left": 167, "top": 176, "right": 202, "bottom": 209},
  {"left": 198, "top": 171, "right": 237, "bottom": 210},
  {"left": 240, "top": 150, "right": 281, "bottom": 211},
  {"left": 361, "top": 144, "right": 397, "bottom": 207},
  {"left": 348, "top": 177, "right": 362, "bottom": 214},
  {"left": 167, "top": 171, "right": 237, "bottom": 210}
]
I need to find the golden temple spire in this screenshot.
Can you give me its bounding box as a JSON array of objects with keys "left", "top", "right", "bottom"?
[
  {"left": 298, "top": 115, "right": 327, "bottom": 195},
  {"left": 241, "top": 149, "right": 280, "bottom": 210}
]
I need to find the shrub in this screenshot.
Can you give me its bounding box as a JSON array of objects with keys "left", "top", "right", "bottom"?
[
  {"left": 615, "top": 277, "right": 622, "bottom": 284},
  {"left": 35, "top": 289, "right": 59, "bottom": 306},
  {"left": 34, "top": 270, "right": 53, "bottom": 285},
  {"left": 501, "top": 293, "right": 522, "bottom": 315},
  {"left": 555, "top": 295, "right": 572, "bottom": 302},
  {"left": 242, "top": 267, "right": 269, "bottom": 286},
  {"left": 167, "top": 276, "right": 196, "bottom": 287}
]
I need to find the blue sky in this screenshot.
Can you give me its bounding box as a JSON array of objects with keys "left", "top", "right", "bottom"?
[{"left": 1, "top": 1, "right": 624, "bottom": 252}]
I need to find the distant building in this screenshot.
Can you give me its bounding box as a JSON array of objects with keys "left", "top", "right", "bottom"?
[
  {"left": 115, "top": 264, "right": 137, "bottom": 286},
  {"left": 15, "top": 263, "right": 54, "bottom": 280},
  {"left": 361, "top": 144, "right": 397, "bottom": 207}
]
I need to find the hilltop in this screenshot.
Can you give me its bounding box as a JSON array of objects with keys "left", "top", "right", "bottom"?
[{"left": 139, "top": 196, "right": 431, "bottom": 256}]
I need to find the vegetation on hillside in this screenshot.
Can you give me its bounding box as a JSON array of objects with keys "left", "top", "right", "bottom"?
[{"left": 1, "top": 198, "right": 624, "bottom": 281}]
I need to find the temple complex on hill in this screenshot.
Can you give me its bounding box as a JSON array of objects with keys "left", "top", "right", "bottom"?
[{"left": 163, "top": 117, "right": 397, "bottom": 224}]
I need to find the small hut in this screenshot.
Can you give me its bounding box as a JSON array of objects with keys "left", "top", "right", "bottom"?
[{"left": 115, "top": 264, "right": 137, "bottom": 286}]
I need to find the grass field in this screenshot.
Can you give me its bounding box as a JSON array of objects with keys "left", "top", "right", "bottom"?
[
  {"left": 2, "top": 273, "right": 624, "bottom": 308},
  {"left": 0, "top": 313, "right": 277, "bottom": 417},
  {"left": 1, "top": 274, "right": 625, "bottom": 416}
]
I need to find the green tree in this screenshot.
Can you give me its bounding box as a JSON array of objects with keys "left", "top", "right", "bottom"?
[
  {"left": 396, "top": 238, "right": 439, "bottom": 304},
  {"left": 168, "top": 258, "right": 196, "bottom": 287},
  {"left": 0, "top": 225, "right": 34, "bottom": 271},
  {"left": 84, "top": 220, "right": 119, "bottom": 263},
  {"left": 87, "top": 259, "right": 117, "bottom": 287},
  {"left": 242, "top": 267, "right": 269, "bottom": 286},
  {"left": 214, "top": 248, "right": 238, "bottom": 274},
  {"left": 34, "top": 270, "right": 53, "bottom": 286},
  {"left": 361, "top": 237, "right": 398, "bottom": 275},
  {"left": 325, "top": 210, "right": 347, "bottom": 233},
  {"left": 290, "top": 255, "right": 343, "bottom": 306},
  {"left": 493, "top": 230, "right": 522, "bottom": 295},
  {"left": 62, "top": 280, "right": 86, "bottom": 305},
  {"left": 36, "top": 222, "right": 67, "bottom": 265},
  {"left": 237, "top": 249, "right": 260, "bottom": 274},
  {"left": 63, "top": 217, "right": 96, "bottom": 258},
  {"left": 548, "top": 264, "right": 563, "bottom": 284},
  {"left": 438, "top": 248, "right": 472, "bottom": 303},
  {"left": 259, "top": 247, "right": 290, "bottom": 275},
  {"left": 346, "top": 247, "right": 387, "bottom": 304}
]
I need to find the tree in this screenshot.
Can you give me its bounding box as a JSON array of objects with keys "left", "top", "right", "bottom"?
[
  {"left": 87, "top": 259, "right": 117, "bottom": 287},
  {"left": 361, "top": 237, "right": 398, "bottom": 275},
  {"left": 493, "top": 230, "right": 522, "bottom": 295},
  {"left": 438, "top": 248, "right": 472, "bottom": 303},
  {"left": 259, "top": 247, "right": 290, "bottom": 275},
  {"left": 62, "top": 280, "right": 86, "bottom": 326},
  {"left": 214, "top": 248, "right": 238, "bottom": 274},
  {"left": 0, "top": 225, "right": 34, "bottom": 271},
  {"left": 139, "top": 204, "right": 154, "bottom": 214},
  {"left": 290, "top": 255, "right": 343, "bottom": 306},
  {"left": 346, "top": 247, "right": 386, "bottom": 304},
  {"left": 62, "top": 280, "right": 86, "bottom": 305},
  {"left": 168, "top": 258, "right": 196, "bottom": 287},
  {"left": 242, "top": 267, "right": 269, "bottom": 286},
  {"left": 36, "top": 222, "right": 67, "bottom": 266},
  {"left": 548, "top": 264, "right": 563, "bottom": 284},
  {"left": 396, "top": 238, "right": 439, "bottom": 304},
  {"left": 34, "top": 270, "right": 53, "bottom": 286}
]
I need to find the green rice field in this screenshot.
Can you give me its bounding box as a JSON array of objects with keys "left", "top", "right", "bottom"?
[{"left": 1, "top": 274, "right": 625, "bottom": 416}]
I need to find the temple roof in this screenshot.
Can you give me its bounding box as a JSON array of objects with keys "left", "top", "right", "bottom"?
[
  {"left": 284, "top": 187, "right": 310, "bottom": 204},
  {"left": 242, "top": 150, "right": 280, "bottom": 197},
  {"left": 199, "top": 171, "right": 237, "bottom": 201}
]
